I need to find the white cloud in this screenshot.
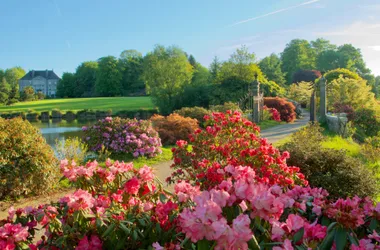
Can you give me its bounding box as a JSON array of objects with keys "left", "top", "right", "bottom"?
[
  {"left": 226, "top": 0, "right": 319, "bottom": 27},
  {"left": 369, "top": 46, "right": 380, "bottom": 51}
]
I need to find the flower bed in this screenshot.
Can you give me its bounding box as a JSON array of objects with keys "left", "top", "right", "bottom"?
[
  {"left": 2, "top": 112, "right": 380, "bottom": 249},
  {"left": 82, "top": 117, "right": 162, "bottom": 158}
]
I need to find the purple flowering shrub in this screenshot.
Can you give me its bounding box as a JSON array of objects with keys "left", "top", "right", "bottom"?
[{"left": 82, "top": 117, "right": 162, "bottom": 158}]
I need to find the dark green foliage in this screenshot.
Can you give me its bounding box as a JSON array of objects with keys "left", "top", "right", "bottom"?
[
  {"left": 281, "top": 39, "right": 316, "bottom": 84},
  {"left": 0, "top": 78, "right": 10, "bottom": 104},
  {"left": 353, "top": 108, "right": 380, "bottom": 139},
  {"left": 211, "top": 76, "right": 249, "bottom": 105},
  {"left": 96, "top": 56, "right": 122, "bottom": 97},
  {"left": 74, "top": 61, "right": 98, "bottom": 97},
  {"left": 178, "top": 83, "right": 213, "bottom": 108},
  {"left": 56, "top": 72, "right": 77, "bottom": 98},
  {"left": 209, "top": 56, "right": 221, "bottom": 83},
  {"left": 280, "top": 124, "right": 378, "bottom": 199},
  {"left": 209, "top": 102, "right": 242, "bottom": 113},
  {"left": 259, "top": 53, "right": 286, "bottom": 86},
  {"left": 119, "top": 50, "right": 145, "bottom": 96}
]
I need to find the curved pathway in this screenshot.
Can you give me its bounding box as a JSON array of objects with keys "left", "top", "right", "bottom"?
[{"left": 153, "top": 110, "right": 311, "bottom": 187}]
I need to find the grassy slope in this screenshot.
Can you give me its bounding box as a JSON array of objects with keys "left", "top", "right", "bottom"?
[
  {"left": 0, "top": 97, "right": 154, "bottom": 113},
  {"left": 257, "top": 120, "right": 285, "bottom": 130}
]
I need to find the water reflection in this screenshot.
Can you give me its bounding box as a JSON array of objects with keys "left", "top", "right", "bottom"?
[{"left": 31, "top": 119, "right": 97, "bottom": 149}]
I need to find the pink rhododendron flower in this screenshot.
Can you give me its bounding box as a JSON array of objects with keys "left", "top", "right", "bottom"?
[
  {"left": 152, "top": 242, "right": 164, "bottom": 250},
  {"left": 61, "top": 189, "right": 95, "bottom": 211},
  {"left": 124, "top": 177, "right": 140, "bottom": 195},
  {"left": 76, "top": 235, "right": 102, "bottom": 250},
  {"left": 138, "top": 166, "right": 154, "bottom": 182}
]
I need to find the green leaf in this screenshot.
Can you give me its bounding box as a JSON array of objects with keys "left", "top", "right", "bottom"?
[
  {"left": 138, "top": 218, "right": 146, "bottom": 227},
  {"left": 247, "top": 236, "right": 260, "bottom": 250},
  {"left": 102, "top": 223, "right": 115, "bottom": 238},
  {"left": 321, "top": 216, "right": 330, "bottom": 226},
  {"left": 293, "top": 227, "right": 305, "bottom": 243},
  {"left": 132, "top": 230, "right": 138, "bottom": 241},
  {"left": 197, "top": 239, "right": 210, "bottom": 250},
  {"left": 370, "top": 219, "right": 378, "bottom": 231},
  {"left": 180, "top": 237, "right": 190, "bottom": 248},
  {"left": 319, "top": 228, "right": 336, "bottom": 250},
  {"left": 334, "top": 227, "right": 347, "bottom": 250},
  {"left": 159, "top": 193, "right": 167, "bottom": 203},
  {"left": 119, "top": 223, "right": 131, "bottom": 235},
  {"left": 327, "top": 222, "right": 337, "bottom": 232},
  {"left": 347, "top": 230, "right": 359, "bottom": 246}
]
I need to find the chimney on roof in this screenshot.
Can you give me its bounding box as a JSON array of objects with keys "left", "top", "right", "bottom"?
[
  {"left": 32, "top": 70, "right": 35, "bottom": 78},
  {"left": 46, "top": 69, "right": 48, "bottom": 78}
]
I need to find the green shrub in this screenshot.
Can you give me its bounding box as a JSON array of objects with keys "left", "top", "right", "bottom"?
[
  {"left": 353, "top": 108, "right": 380, "bottom": 140},
  {"left": 0, "top": 117, "right": 58, "bottom": 199},
  {"left": 361, "top": 133, "right": 380, "bottom": 163},
  {"left": 286, "top": 82, "right": 313, "bottom": 108},
  {"left": 324, "top": 68, "right": 361, "bottom": 83},
  {"left": 279, "top": 124, "right": 378, "bottom": 199},
  {"left": 174, "top": 106, "right": 211, "bottom": 127},
  {"left": 210, "top": 102, "right": 242, "bottom": 113},
  {"left": 52, "top": 109, "right": 63, "bottom": 118}
]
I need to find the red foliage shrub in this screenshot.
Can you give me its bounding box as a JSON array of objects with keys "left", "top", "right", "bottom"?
[
  {"left": 292, "top": 69, "right": 321, "bottom": 83},
  {"left": 332, "top": 103, "right": 355, "bottom": 121},
  {"left": 264, "top": 97, "right": 297, "bottom": 122},
  {"left": 150, "top": 113, "right": 199, "bottom": 145}
]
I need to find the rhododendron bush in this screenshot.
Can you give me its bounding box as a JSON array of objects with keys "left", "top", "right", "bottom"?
[
  {"left": 82, "top": 117, "right": 162, "bottom": 158},
  {"left": 3, "top": 112, "right": 380, "bottom": 249},
  {"left": 168, "top": 111, "right": 307, "bottom": 189}
]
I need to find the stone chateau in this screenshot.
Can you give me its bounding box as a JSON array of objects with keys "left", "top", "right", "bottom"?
[{"left": 19, "top": 70, "right": 60, "bottom": 97}]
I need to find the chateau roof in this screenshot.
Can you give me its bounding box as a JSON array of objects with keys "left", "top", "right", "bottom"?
[{"left": 20, "top": 70, "right": 61, "bottom": 80}]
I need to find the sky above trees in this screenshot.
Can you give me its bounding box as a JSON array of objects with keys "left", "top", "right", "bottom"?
[{"left": 0, "top": 0, "right": 380, "bottom": 76}]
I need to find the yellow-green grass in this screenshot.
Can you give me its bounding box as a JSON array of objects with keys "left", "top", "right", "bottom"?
[
  {"left": 0, "top": 97, "right": 154, "bottom": 113},
  {"left": 258, "top": 120, "right": 285, "bottom": 130},
  {"left": 110, "top": 146, "right": 173, "bottom": 169},
  {"left": 321, "top": 135, "right": 361, "bottom": 157}
]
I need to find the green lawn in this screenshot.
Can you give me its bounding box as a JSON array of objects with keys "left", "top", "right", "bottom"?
[
  {"left": 258, "top": 120, "right": 285, "bottom": 130},
  {"left": 110, "top": 146, "right": 173, "bottom": 169},
  {"left": 0, "top": 97, "right": 154, "bottom": 113}
]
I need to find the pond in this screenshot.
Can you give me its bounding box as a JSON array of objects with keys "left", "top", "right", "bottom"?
[{"left": 31, "top": 120, "right": 97, "bottom": 149}]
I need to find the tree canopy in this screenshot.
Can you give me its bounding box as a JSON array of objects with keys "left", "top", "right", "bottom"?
[
  {"left": 142, "top": 45, "right": 193, "bottom": 114},
  {"left": 259, "top": 53, "right": 286, "bottom": 86}
]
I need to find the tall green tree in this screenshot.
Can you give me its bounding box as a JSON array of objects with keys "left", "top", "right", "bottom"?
[
  {"left": 142, "top": 45, "right": 193, "bottom": 114},
  {"left": 191, "top": 63, "right": 210, "bottom": 86},
  {"left": 258, "top": 53, "right": 286, "bottom": 86},
  {"left": 4, "top": 67, "right": 25, "bottom": 102},
  {"left": 209, "top": 56, "right": 222, "bottom": 83},
  {"left": 310, "top": 38, "right": 337, "bottom": 56},
  {"left": 281, "top": 39, "right": 316, "bottom": 84},
  {"left": 0, "top": 78, "right": 10, "bottom": 104},
  {"left": 95, "top": 56, "right": 122, "bottom": 97},
  {"left": 75, "top": 61, "right": 98, "bottom": 97},
  {"left": 118, "top": 50, "right": 144, "bottom": 96},
  {"left": 56, "top": 72, "right": 77, "bottom": 98},
  {"left": 188, "top": 55, "right": 197, "bottom": 68},
  {"left": 217, "top": 46, "right": 263, "bottom": 83},
  {"left": 316, "top": 50, "right": 342, "bottom": 72}
]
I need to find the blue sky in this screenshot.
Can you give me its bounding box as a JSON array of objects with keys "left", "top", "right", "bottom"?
[{"left": 1, "top": 0, "right": 380, "bottom": 77}]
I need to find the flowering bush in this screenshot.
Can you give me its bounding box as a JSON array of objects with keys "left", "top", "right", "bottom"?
[
  {"left": 264, "top": 97, "right": 296, "bottom": 122},
  {"left": 263, "top": 106, "right": 281, "bottom": 122},
  {"left": 353, "top": 108, "right": 380, "bottom": 139},
  {"left": 150, "top": 113, "right": 199, "bottom": 145},
  {"left": 0, "top": 117, "right": 58, "bottom": 199},
  {"left": 3, "top": 112, "right": 380, "bottom": 249},
  {"left": 168, "top": 111, "right": 307, "bottom": 189},
  {"left": 82, "top": 117, "right": 162, "bottom": 158},
  {"left": 174, "top": 106, "right": 211, "bottom": 127}
]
